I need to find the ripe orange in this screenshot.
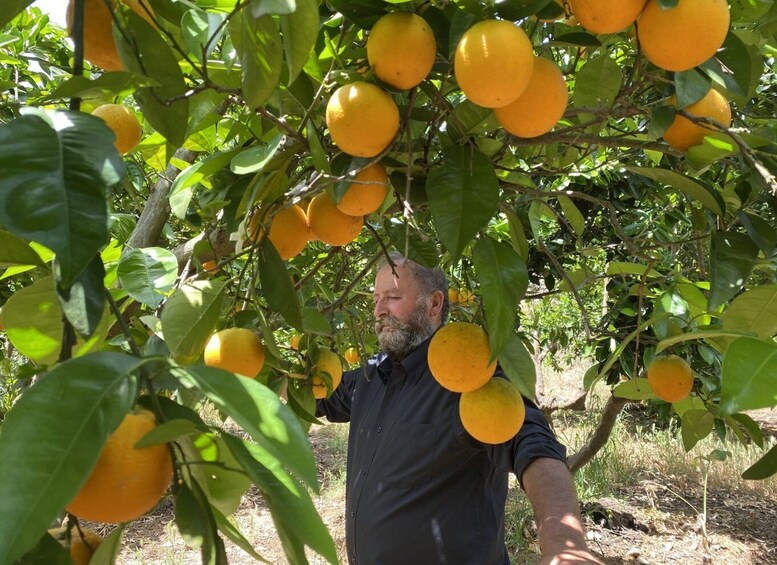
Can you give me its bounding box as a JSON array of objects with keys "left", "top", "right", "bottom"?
[
  {"left": 569, "top": 0, "right": 647, "bottom": 34},
  {"left": 203, "top": 327, "right": 266, "bottom": 378},
  {"left": 260, "top": 205, "right": 310, "bottom": 260},
  {"left": 290, "top": 334, "right": 302, "bottom": 351},
  {"left": 344, "top": 347, "right": 359, "bottom": 365},
  {"left": 66, "top": 409, "right": 173, "bottom": 523},
  {"left": 311, "top": 349, "right": 343, "bottom": 399},
  {"left": 325, "top": 82, "right": 400, "bottom": 157},
  {"left": 201, "top": 259, "right": 218, "bottom": 273},
  {"left": 494, "top": 57, "right": 568, "bottom": 138},
  {"left": 367, "top": 12, "right": 437, "bottom": 90},
  {"left": 459, "top": 378, "right": 526, "bottom": 444},
  {"left": 447, "top": 288, "right": 460, "bottom": 304},
  {"left": 454, "top": 19, "right": 534, "bottom": 108},
  {"left": 336, "top": 163, "right": 390, "bottom": 216},
  {"left": 91, "top": 104, "right": 142, "bottom": 155},
  {"left": 646, "top": 355, "right": 694, "bottom": 403},
  {"left": 428, "top": 322, "right": 496, "bottom": 392},
  {"left": 662, "top": 89, "right": 731, "bottom": 151},
  {"left": 49, "top": 527, "right": 102, "bottom": 565},
  {"left": 67, "top": 0, "right": 154, "bottom": 71},
  {"left": 307, "top": 192, "right": 364, "bottom": 246},
  {"left": 638, "top": 0, "right": 730, "bottom": 72}
]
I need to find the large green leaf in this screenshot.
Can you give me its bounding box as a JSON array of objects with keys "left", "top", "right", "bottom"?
[
  {"left": 212, "top": 506, "right": 267, "bottom": 562},
  {"left": 89, "top": 524, "right": 126, "bottom": 565},
  {"left": 739, "top": 211, "right": 777, "bottom": 256},
  {"left": 742, "top": 443, "right": 777, "bottom": 480},
  {"left": 655, "top": 329, "right": 756, "bottom": 354},
  {"left": 0, "top": 111, "right": 122, "bottom": 287},
  {"left": 175, "top": 365, "right": 319, "bottom": 490},
  {"left": 160, "top": 280, "right": 226, "bottom": 364},
  {"left": 115, "top": 10, "right": 189, "bottom": 147},
  {"left": 174, "top": 480, "right": 228, "bottom": 563},
  {"left": 169, "top": 148, "right": 242, "bottom": 199},
  {"left": 722, "top": 285, "right": 777, "bottom": 339},
  {"left": 613, "top": 379, "right": 657, "bottom": 401},
  {"left": 0, "top": 230, "right": 44, "bottom": 267},
  {"left": 681, "top": 409, "right": 715, "bottom": 452},
  {"left": 229, "top": 11, "right": 283, "bottom": 109},
  {"left": 0, "top": 0, "right": 33, "bottom": 28},
  {"left": 385, "top": 220, "right": 440, "bottom": 268},
  {"left": 574, "top": 54, "right": 622, "bottom": 109},
  {"left": 13, "top": 532, "right": 70, "bottom": 565},
  {"left": 625, "top": 166, "right": 725, "bottom": 217},
  {"left": 497, "top": 333, "right": 536, "bottom": 400},
  {"left": 258, "top": 238, "right": 304, "bottom": 330},
  {"left": 708, "top": 231, "right": 759, "bottom": 310},
  {"left": 426, "top": 145, "right": 499, "bottom": 263},
  {"left": 0, "top": 352, "right": 141, "bottom": 565},
  {"left": 55, "top": 253, "right": 106, "bottom": 338},
  {"left": 222, "top": 434, "right": 338, "bottom": 565},
  {"left": 719, "top": 337, "right": 777, "bottom": 416},
  {"left": 280, "top": 0, "right": 319, "bottom": 85},
  {"left": 117, "top": 247, "right": 179, "bottom": 308},
  {"left": 473, "top": 237, "right": 528, "bottom": 360}
]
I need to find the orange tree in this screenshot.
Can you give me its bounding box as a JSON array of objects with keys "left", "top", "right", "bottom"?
[{"left": 1, "top": 0, "right": 777, "bottom": 563}]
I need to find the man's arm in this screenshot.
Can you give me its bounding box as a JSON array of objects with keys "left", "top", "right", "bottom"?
[{"left": 522, "top": 457, "right": 604, "bottom": 565}]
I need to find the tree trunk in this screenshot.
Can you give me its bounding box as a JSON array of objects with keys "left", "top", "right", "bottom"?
[{"left": 566, "top": 395, "right": 630, "bottom": 473}]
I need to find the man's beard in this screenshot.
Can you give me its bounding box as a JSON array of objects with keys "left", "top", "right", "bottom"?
[{"left": 374, "top": 302, "right": 437, "bottom": 360}]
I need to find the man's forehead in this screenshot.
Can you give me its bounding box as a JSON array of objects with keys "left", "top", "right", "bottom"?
[{"left": 373, "top": 263, "right": 414, "bottom": 291}]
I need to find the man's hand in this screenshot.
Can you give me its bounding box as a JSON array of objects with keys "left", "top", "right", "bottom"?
[{"left": 539, "top": 549, "right": 605, "bottom": 565}]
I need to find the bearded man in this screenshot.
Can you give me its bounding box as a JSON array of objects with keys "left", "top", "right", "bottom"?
[{"left": 317, "top": 253, "right": 603, "bottom": 565}]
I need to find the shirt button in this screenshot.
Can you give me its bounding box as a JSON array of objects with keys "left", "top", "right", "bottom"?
[
  {"left": 377, "top": 426, "right": 382, "bottom": 433},
  {"left": 350, "top": 511, "right": 355, "bottom": 517}
]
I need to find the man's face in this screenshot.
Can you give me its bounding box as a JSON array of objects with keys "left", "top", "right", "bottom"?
[{"left": 373, "top": 263, "right": 438, "bottom": 359}]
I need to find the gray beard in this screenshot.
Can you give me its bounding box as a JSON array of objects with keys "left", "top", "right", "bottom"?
[{"left": 374, "top": 308, "right": 437, "bottom": 360}]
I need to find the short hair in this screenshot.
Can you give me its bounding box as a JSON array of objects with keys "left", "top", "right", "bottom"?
[{"left": 382, "top": 251, "right": 449, "bottom": 322}]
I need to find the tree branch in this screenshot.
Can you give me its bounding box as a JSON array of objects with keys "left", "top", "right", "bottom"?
[{"left": 567, "top": 395, "right": 630, "bottom": 473}]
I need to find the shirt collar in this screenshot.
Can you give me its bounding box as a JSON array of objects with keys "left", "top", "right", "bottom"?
[{"left": 376, "top": 331, "right": 436, "bottom": 385}]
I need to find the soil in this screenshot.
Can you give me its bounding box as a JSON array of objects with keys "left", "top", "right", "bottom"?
[{"left": 105, "top": 409, "right": 777, "bottom": 564}]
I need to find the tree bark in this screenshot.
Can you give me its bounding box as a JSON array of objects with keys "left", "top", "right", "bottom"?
[{"left": 566, "top": 395, "right": 630, "bottom": 473}]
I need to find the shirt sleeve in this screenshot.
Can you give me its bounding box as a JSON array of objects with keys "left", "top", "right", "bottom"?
[
  {"left": 485, "top": 397, "right": 567, "bottom": 488},
  {"left": 315, "top": 367, "right": 358, "bottom": 423}
]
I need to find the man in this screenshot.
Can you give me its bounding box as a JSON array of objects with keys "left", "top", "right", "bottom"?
[{"left": 317, "top": 254, "right": 603, "bottom": 564}]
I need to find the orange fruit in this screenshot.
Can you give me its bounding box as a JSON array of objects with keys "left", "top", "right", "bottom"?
[
  {"left": 251, "top": 205, "right": 310, "bottom": 260},
  {"left": 325, "top": 82, "right": 400, "bottom": 157},
  {"left": 311, "top": 349, "right": 343, "bottom": 399},
  {"left": 568, "top": 0, "right": 647, "bottom": 34},
  {"left": 48, "top": 527, "right": 102, "bottom": 565},
  {"left": 646, "top": 355, "right": 694, "bottom": 402},
  {"left": 638, "top": 0, "right": 730, "bottom": 72},
  {"left": 202, "top": 259, "right": 218, "bottom": 273},
  {"left": 662, "top": 89, "right": 731, "bottom": 151},
  {"left": 66, "top": 409, "right": 173, "bottom": 523},
  {"left": 454, "top": 19, "right": 534, "bottom": 108},
  {"left": 290, "top": 334, "right": 302, "bottom": 351},
  {"left": 447, "top": 288, "right": 460, "bottom": 304},
  {"left": 344, "top": 347, "right": 359, "bottom": 365},
  {"left": 91, "top": 104, "right": 142, "bottom": 155},
  {"left": 67, "top": 0, "right": 154, "bottom": 71},
  {"left": 459, "top": 378, "right": 526, "bottom": 444},
  {"left": 336, "top": 163, "right": 390, "bottom": 216},
  {"left": 203, "top": 327, "right": 266, "bottom": 378},
  {"left": 428, "top": 322, "right": 496, "bottom": 392},
  {"left": 307, "top": 192, "right": 364, "bottom": 246},
  {"left": 494, "top": 57, "right": 568, "bottom": 138},
  {"left": 367, "top": 12, "right": 437, "bottom": 90}
]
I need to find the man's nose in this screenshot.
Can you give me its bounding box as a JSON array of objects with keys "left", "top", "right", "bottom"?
[{"left": 374, "top": 296, "right": 387, "bottom": 318}]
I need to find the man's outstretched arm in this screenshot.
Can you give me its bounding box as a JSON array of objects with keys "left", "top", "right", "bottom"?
[{"left": 522, "top": 457, "right": 604, "bottom": 565}]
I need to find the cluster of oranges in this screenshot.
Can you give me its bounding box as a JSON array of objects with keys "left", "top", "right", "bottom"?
[{"left": 428, "top": 322, "right": 526, "bottom": 444}]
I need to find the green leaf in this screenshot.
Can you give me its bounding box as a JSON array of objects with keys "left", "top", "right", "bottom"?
[
  {"left": 2, "top": 277, "right": 110, "bottom": 366},
  {"left": 613, "top": 378, "right": 657, "bottom": 401},
  {"left": 708, "top": 231, "right": 759, "bottom": 310},
  {"left": 385, "top": 220, "right": 440, "bottom": 268},
  {"left": 175, "top": 365, "right": 319, "bottom": 490},
  {"left": 681, "top": 409, "right": 715, "bottom": 451},
  {"left": 42, "top": 73, "right": 158, "bottom": 102},
  {"left": 427, "top": 145, "right": 500, "bottom": 263},
  {"left": 169, "top": 149, "right": 243, "bottom": 199},
  {"left": 719, "top": 337, "right": 777, "bottom": 416},
  {"left": 739, "top": 211, "right": 777, "bottom": 256},
  {"left": 160, "top": 280, "right": 227, "bottom": 364},
  {"left": 88, "top": 524, "right": 126, "bottom": 565},
  {"left": 505, "top": 211, "right": 529, "bottom": 261},
  {"left": 222, "top": 434, "right": 338, "bottom": 564},
  {"left": 231, "top": 133, "right": 284, "bottom": 174},
  {"left": 447, "top": 101, "right": 493, "bottom": 141},
  {"left": 674, "top": 69, "right": 711, "bottom": 109},
  {"left": 0, "top": 0, "right": 34, "bottom": 28},
  {"left": 0, "top": 230, "right": 44, "bottom": 267},
  {"left": 280, "top": 0, "right": 319, "bottom": 85},
  {"left": 596, "top": 313, "right": 672, "bottom": 381},
  {"left": 229, "top": 12, "right": 283, "bottom": 110},
  {"left": 0, "top": 352, "right": 141, "bottom": 565},
  {"left": 212, "top": 507, "right": 268, "bottom": 562},
  {"left": 250, "top": 0, "right": 296, "bottom": 17},
  {"left": 301, "top": 307, "right": 333, "bottom": 336},
  {"left": 174, "top": 480, "right": 228, "bottom": 563},
  {"left": 727, "top": 413, "right": 764, "bottom": 449},
  {"left": 117, "top": 247, "right": 179, "bottom": 308},
  {"left": 574, "top": 54, "right": 622, "bottom": 109},
  {"left": 12, "top": 532, "right": 70, "bottom": 565},
  {"left": 115, "top": 10, "right": 189, "bottom": 147},
  {"left": 0, "top": 111, "right": 122, "bottom": 287},
  {"left": 557, "top": 195, "right": 585, "bottom": 237},
  {"left": 742, "top": 443, "right": 777, "bottom": 480},
  {"left": 55, "top": 254, "right": 106, "bottom": 338},
  {"left": 181, "top": 9, "right": 227, "bottom": 60},
  {"left": 135, "top": 418, "right": 202, "bottom": 447},
  {"left": 655, "top": 330, "right": 756, "bottom": 354},
  {"left": 473, "top": 237, "right": 528, "bottom": 360},
  {"left": 722, "top": 285, "right": 777, "bottom": 340},
  {"left": 258, "top": 238, "right": 303, "bottom": 330},
  {"left": 497, "top": 333, "right": 536, "bottom": 400},
  {"left": 625, "top": 166, "right": 724, "bottom": 217}
]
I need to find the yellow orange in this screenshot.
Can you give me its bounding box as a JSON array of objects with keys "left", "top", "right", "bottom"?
[
  {"left": 325, "top": 82, "right": 400, "bottom": 157},
  {"left": 312, "top": 349, "right": 343, "bottom": 399},
  {"left": 646, "top": 355, "right": 694, "bottom": 402},
  {"left": 495, "top": 57, "right": 568, "bottom": 138},
  {"left": 428, "top": 322, "right": 496, "bottom": 392},
  {"left": 367, "top": 12, "right": 437, "bottom": 89},
  {"left": 66, "top": 409, "right": 173, "bottom": 523},
  {"left": 459, "top": 378, "right": 526, "bottom": 444},
  {"left": 337, "top": 163, "right": 390, "bottom": 216},
  {"left": 454, "top": 19, "right": 534, "bottom": 108},
  {"left": 447, "top": 288, "right": 460, "bottom": 304},
  {"left": 91, "top": 104, "right": 142, "bottom": 155},
  {"left": 307, "top": 192, "right": 364, "bottom": 246},
  {"left": 638, "top": 0, "right": 730, "bottom": 72},
  {"left": 49, "top": 527, "right": 102, "bottom": 565},
  {"left": 569, "top": 0, "right": 647, "bottom": 34},
  {"left": 344, "top": 347, "right": 359, "bottom": 365},
  {"left": 662, "top": 89, "right": 731, "bottom": 151},
  {"left": 203, "top": 327, "right": 266, "bottom": 378},
  {"left": 290, "top": 334, "right": 302, "bottom": 351}
]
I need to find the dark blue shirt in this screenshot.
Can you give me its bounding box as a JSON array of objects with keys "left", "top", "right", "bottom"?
[{"left": 316, "top": 335, "right": 567, "bottom": 565}]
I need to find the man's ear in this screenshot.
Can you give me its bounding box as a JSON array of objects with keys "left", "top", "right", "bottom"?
[{"left": 429, "top": 290, "right": 444, "bottom": 321}]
